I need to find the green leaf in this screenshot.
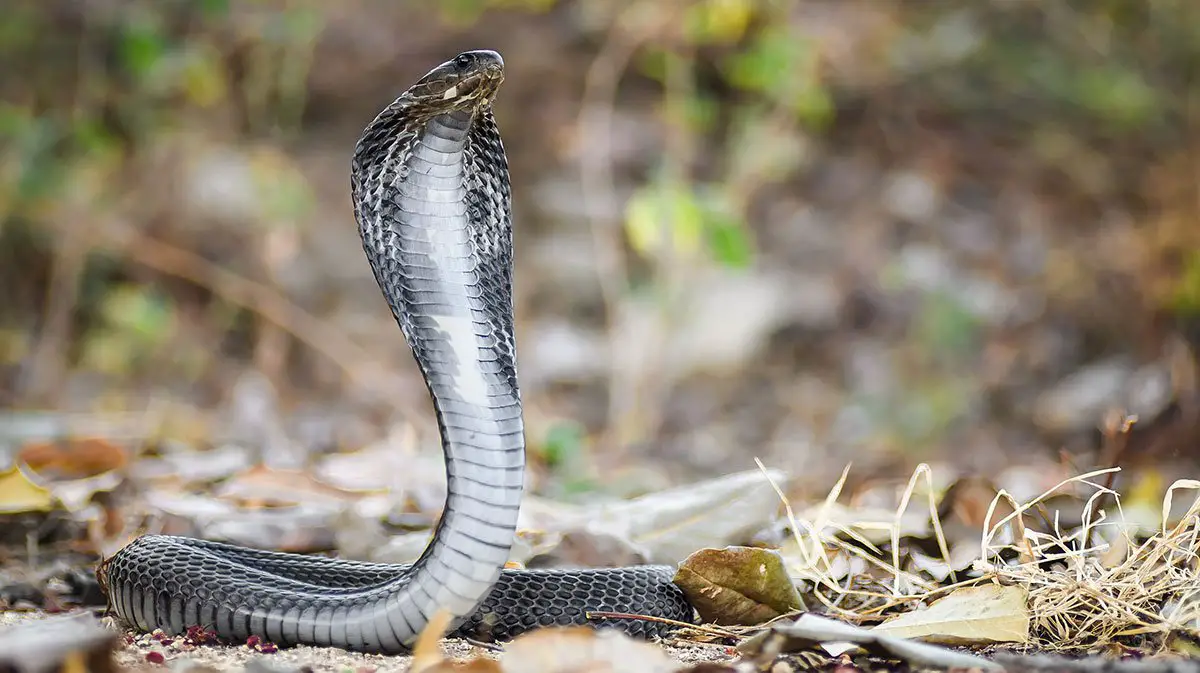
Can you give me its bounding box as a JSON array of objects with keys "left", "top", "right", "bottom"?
[
  {"left": 1073, "top": 67, "right": 1157, "bottom": 129},
  {"left": 914, "top": 292, "right": 980, "bottom": 358},
  {"left": 197, "top": 0, "right": 230, "bottom": 18},
  {"left": 626, "top": 178, "right": 755, "bottom": 268},
  {"left": 725, "top": 26, "right": 805, "bottom": 93},
  {"left": 624, "top": 180, "right": 706, "bottom": 260},
  {"left": 723, "top": 26, "right": 832, "bottom": 127},
  {"left": 118, "top": 20, "right": 166, "bottom": 80},
  {"left": 706, "top": 218, "right": 753, "bottom": 269},
  {"left": 540, "top": 421, "right": 586, "bottom": 469},
  {"left": 100, "top": 285, "right": 174, "bottom": 345},
  {"left": 70, "top": 117, "right": 118, "bottom": 155}
]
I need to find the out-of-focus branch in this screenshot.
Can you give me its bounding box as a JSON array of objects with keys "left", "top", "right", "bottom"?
[
  {"left": 578, "top": 0, "right": 687, "bottom": 451},
  {"left": 100, "top": 222, "right": 431, "bottom": 432}
]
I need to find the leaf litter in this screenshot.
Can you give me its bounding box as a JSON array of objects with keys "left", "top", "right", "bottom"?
[{"left": 3, "top": 409, "right": 1200, "bottom": 671}]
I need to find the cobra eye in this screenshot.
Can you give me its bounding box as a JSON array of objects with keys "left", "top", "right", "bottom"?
[{"left": 454, "top": 54, "right": 472, "bottom": 68}]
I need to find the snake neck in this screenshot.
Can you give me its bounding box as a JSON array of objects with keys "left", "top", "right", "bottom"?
[{"left": 352, "top": 104, "right": 525, "bottom": 635}]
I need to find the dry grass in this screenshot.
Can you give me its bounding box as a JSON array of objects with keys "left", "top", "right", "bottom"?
[
  {"left": 990, "top": 477, "right": 1200, "bottom": 651},
  {"left": 761, "top": 459, "right": 1200, "bottom": 653}
]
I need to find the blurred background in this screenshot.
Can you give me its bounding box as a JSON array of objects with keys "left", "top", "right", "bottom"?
[{"left": 1, "top": 0, "right": 1198, "bottom": 506}]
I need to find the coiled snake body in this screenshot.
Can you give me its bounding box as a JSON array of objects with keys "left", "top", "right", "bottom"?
[{"left": 99, "top": 50, "right": 694, "bottom": 654}]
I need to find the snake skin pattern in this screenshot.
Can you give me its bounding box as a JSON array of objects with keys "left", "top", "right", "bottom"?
[{"left": 98, "top": 50, "right": 695, "bottom": 654}]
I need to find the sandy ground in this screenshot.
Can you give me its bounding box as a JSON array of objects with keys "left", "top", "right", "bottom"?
[{"left": 0, "top": 610, "right": 736, "bottom": 672}]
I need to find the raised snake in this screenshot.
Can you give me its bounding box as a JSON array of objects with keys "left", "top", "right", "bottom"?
[{"left": 97, "top": 50, "right": 694, "bottom": 654}]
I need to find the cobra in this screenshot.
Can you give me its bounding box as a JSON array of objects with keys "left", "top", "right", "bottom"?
[{"left": 98, "top": 50, "right": 695, "bottom": 654}]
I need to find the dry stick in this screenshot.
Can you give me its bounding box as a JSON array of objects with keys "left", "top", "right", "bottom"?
[
  {"left": 637, "top": 39, "right": 697, "bottom": 446},
  {"left": 105, "top": 226, "right": 429, "bottom": 429},
  {"left": 584, "top": 611, "right": 739, "bottom": 639},
  {"left": 1085, "top": 411, "right": 1136, "bottom": 550},
  {"left": 25, "top": 220, "right": 88, "bottom": 404}
]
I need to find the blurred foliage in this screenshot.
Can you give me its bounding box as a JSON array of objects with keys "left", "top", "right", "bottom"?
[
  {"left": 0, "top": 0, "right": 1197, "bottom": 465},
  {"left": 0, "top": 0, "right": 326, "bottom": 398},
  {"left": 532, "top": 419, "right": 601, "bottom": 499},
  {"left": 624, "top": 0, "right": 833, "bottom": 280}
]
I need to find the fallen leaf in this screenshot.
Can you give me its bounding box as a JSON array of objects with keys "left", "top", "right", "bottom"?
[
  {"left": 501, "top": 627, "right": 679, "bottom": 673},
  {"left": 525, "top": 529, "right": 648, "bottom": 569},
  {"left": 216, "top": 464, "right": 354, "bottom": 509},
  {"left": 10, "top": 438, "right": 131, "bottom": 516},
  {"left": 675, "top": 546, "right": 804, "bottom": 626},
  {"left": 872, "top": 583, "right": 1030, "bottom": 645},
  {"left": 566, "top": 468, "right": 788, "bottom": 565},
  {"left": 0, "top": 612, "right": 117, "bottom": 673},
  {"left": 0, "top": 463, "right": 55, "bottom": 513},
  {"left": 143, "top": 487, "right": 343, "bottom": 552},
  {"left": 18, "top": 437, "right": 128, "bottom": 480},
  {"left": 411, "top": 609, "right": 498, "bottom": 673},
  {"left": 130, "top": 443, "right": 251, "bottom": 485}
]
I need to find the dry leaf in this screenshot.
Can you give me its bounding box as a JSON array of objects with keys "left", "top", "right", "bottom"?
[
  {"left": 501, "top": 627, "right": 678, "bottom": 673},
  {"left": 582, "top": 468, "right": 788, "bottom": 564},
  {"left": 675, "top": 546, "right": 803, "bottom": 626},
  {"left": 872, "top": 584, "right": 1030, "bottom": 645},
  {"left": 0, "top": 464, "right": 55, "bottom": 513},
  {"left": 411, "top": 610, "right": 503, "bottom": 672},
  {"left": 216, "top": 464, "right": 353, "bottom": 509},
  {"left": 18, "top": 438, "right": 128, "bottom": 480},
  {"left": 0, "top": 612, "right": 117, "bottom": 673}
]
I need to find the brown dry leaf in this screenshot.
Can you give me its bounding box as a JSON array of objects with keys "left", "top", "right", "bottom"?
[
  {"left": 675, "top": 546, "right": 804, "bottom": 626},
  {"left": 0, "top": 463, "right": 55, "bottom": 513},
  {"left": 410, "top": 610, "right": 502, "bottom": 672},
  {"left": 215, "top": 464, "right": 355, "bottom": 509},
  {"left": 872, "top": 583, "right": 1030, "bottom": 645},
  {"left": 500, "top": 627, "right": 679, "bottom": 673},
  {"left": 18, "top": 438, "right": 128, "bottom": 480}
]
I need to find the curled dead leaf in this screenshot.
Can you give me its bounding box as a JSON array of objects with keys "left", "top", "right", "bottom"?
[
  {"left": 216, "top": 464, "right": 354, "bottom": 509},
  {"left": 675, "top": 546, "right": 804, "bottom": 626},
  {"left": 501, "top": 627, "right": 679, "bottom": 673},
  {"left": 410, "top": 609, "right": 503, "bottom": 673},
  {"left": 18, "top": 438, "right": 128, "bottom": 480}
]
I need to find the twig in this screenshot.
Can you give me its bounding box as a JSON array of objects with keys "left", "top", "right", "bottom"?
[
  {"left": 584, "top": 610, "right": 739, "bottom": 639},
  {"left": 24, "top": 218, "right": 87, "bottom": 404}
]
